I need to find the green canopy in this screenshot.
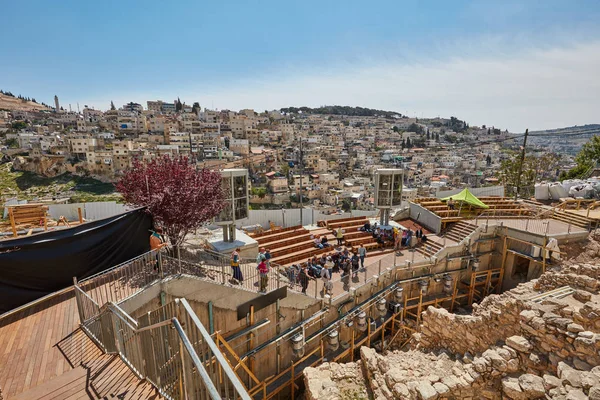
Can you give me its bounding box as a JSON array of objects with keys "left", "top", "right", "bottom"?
[{"left": 441, "top": 188, "right": 489, "bottom": 209}]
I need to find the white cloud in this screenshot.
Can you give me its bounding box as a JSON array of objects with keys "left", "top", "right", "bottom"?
[{"left": 88, "top": 40, "right": 600, "bottom": 132}]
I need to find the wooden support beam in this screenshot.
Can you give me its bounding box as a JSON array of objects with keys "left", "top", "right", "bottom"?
[
  {"left": 450, "top": 276, "right": 459, "bottom": 312},
  {"left": 9, "top": 207, "right": 17, "bottom": 237}
]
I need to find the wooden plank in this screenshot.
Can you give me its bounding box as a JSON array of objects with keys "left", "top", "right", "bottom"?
[
  {"left": 9, "top": 207, "right": 17, "bottom": 237},
  {"left": 8, "top": 366, "right": 87, "bottom": 400}
]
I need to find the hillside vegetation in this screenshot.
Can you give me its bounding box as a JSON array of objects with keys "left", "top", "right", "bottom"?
[
  {"left": 0, "top": 92, "right": 50, "bottom": 112},
  {"left": 0, "top": 162, "right": 120, "bottom": 203},
  {"left": 280, "top": 105, "right": 402, "bottom": 118}
]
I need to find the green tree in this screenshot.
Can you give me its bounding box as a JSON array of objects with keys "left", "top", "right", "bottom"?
[
  {"left": 11, "top": 121, "right": 27, "bottom": 130},
  {"left": 562, "top": 135, "right": 600, "bottom": 179},
  {"left": 110, "top": 101, "right": 116, "bottom": 110},
  {"left": 176, "top": 97, "right": 183, "bottom": 112},
  {"left": 401, "top": 138, "right": 406, "bottom": 149},
  {"left": 406, "top": 123, "right": 424, "bottom": 134},
  {"left": 435, "top": 132, "right": 440, "bottom": 142},
  {"left": 5, "top": 138, "right": 19, "bottom": 148},
  {"left": 406, "top": 137, "right": 412, "bottom": 148},
  {"left": 192, "top": 102, "right": 200, "bottom": 114},
  {"left": 341, "top": 199, "right": 352, "bottom": 212},
  {"left": 251, "top": 187, "right": 267, "bottom": 198},
  {"left": 499, "top": 153, "right": 559, "bottom": 197}
]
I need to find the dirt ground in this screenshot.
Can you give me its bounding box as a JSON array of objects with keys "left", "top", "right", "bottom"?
[{"left": 561, "top": 229, "right": 600, "bottom": 263}]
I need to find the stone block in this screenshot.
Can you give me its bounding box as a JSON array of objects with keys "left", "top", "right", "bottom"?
[
  {"left": 506, "top": 335, "right": 533, "bottom": 353},
  {"left": 502, "top": 377, "right": 527, "bottom": 400},
  {"left": 589, "top": 385, "right": 600, "bottom": 400},
  {"left": 416, "top": 381, "right": 438, "bottom": 400},
  {"left": 568, "top": 323, "right": 585, "bottom": 333},
  {"left": 543, "top": 374, "right": 562, "bottom": 390},
  {"left": 518, "top": 374, "right": 546, "bottom": 399},
  {"left": 565, "top": 389, "right": 588, "bottom": 400}
]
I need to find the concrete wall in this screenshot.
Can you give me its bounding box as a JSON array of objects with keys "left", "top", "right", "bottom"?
[
  {"left": 242, "top": 209, "right": 377, "bottom": 229},
  {"left": 409, "top": 202, "right": 442, "bottom": 233}
]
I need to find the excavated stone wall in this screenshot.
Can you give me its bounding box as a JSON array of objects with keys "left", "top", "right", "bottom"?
[{"left": 304, "top": 262, "right": 600, "bottom": 399}]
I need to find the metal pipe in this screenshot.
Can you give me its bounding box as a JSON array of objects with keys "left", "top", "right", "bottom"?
[
  {"left": 179, "top": 299, "right": 251, "bottom": 399},
  {"left": 208, "top": 301, "right": 214, "bottom": 334},
  {"left": 171, "top": 318, "right": 223, "bottom": 400}
]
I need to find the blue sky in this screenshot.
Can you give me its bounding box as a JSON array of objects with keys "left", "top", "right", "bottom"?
[{"left": 2, "top": 0, "right": 600, "bottom": 131}]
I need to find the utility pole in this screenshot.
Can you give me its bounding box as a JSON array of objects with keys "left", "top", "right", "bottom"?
[
  {"left": 299, "top": 139, "right": 303, "bottom": 225},
  {"left": 514, "top": 129, "right": 529, "bottom": 201}
]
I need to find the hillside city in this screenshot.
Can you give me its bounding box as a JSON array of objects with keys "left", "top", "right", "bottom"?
[{"left": 2, "top": 91, "right": 599, "bottom": 210}]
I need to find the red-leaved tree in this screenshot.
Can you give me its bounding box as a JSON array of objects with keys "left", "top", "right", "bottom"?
[{"left": 116, "top": 155, "right": 225, "bottom": 247}]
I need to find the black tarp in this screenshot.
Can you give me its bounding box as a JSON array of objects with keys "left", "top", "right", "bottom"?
[{"left": 0, "top": 208, "right": 152, "bottom": 313}]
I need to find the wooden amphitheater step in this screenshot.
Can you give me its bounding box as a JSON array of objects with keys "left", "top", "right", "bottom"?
[
  {"left": 327, "top": 218, "right": 368, "bottom": 230},
  {"left": 249, "top": 224, "right": 302, "bottom": 238},
  {"left": 256, "top": 227, "right": 307, "bottom": 245}
]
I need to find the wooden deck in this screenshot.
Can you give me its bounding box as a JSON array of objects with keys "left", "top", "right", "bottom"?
[{"left": 0, "top": 289, "right": 160, "bottom": 399}]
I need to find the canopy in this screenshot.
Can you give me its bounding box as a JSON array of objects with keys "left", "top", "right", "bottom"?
[{"left": 441, "top": 189, "right": 489, "bottom": 209}]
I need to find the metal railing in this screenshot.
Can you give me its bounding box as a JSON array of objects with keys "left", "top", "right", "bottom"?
[
  {"left": 74, "top": 293, "right": 251, "bottom": 400},
  {"left": 166, "top": 249, "right": 285, "bottom": 294},
  {"left": 76, "top": 248, "right": 286, "bottom": 307},
  {"left": 76, "top": 250, "right": 162, "bottom": 305}
]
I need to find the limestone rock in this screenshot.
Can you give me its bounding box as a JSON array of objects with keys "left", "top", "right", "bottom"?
[
  {"left": 502, "top": 377, "right": 527, "bottom": 400},
  {"left": 558, "top": 362, "right": 583, "bottom": 388},
  {"left": 573, "top": 290, "right": 592, "bottom": 303},
  {"left": 544, "top": 374, "right": 563, "bottom": 391},
  {"left": 518, "top": 374, "right": 545, "bottom": 399},
  {"left": 565, "top": 389, "right": 588, "bottom": 400},
  {"left": 392, "top": 383, "right": 410, "bottom": 398},
  {"left": 432, "top": 382, "right": 449, "bottom": 396},
  {"left": 589, "top": 385, "right": 600, "bottom": 400},
  {"left": 416, "top": 381, "right": 438, "bottom": 400},
  {"left": 506, "top": 336, "right": 532, "bottom": 353}
]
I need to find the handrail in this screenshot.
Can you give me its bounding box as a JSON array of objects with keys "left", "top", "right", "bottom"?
[
  {"left": 75, "top": 294, "right": 252, "bottom": 399},
  {"left": 79, "top": 249, "right": 157, "bottom": 283},
  {"left": 107, "top": 302, "right": 138, "bottom": 327},
  {"left": 180, "top": 298, "right": 252, "bottom": 400},
  {"left": 171, "top": 318, "right": 222, "bottom": 400}
]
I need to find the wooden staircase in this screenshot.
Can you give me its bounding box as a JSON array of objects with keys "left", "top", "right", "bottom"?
[
  {"left": 9, "top": 329, "right": 160, "bottom": 400},
  {"left": 440, "top": 221, "right": 478, "bottom": 243},
  {"left": 414, "top": 239, "right": 444, "bottom": 258},
  {"left": 551, "top": 210, "right": 593, "bottom": 229}
]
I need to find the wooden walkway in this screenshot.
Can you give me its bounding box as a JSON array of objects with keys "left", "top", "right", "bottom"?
[{"left": 0, "top": 290, "right": 160, "bottom": 399}]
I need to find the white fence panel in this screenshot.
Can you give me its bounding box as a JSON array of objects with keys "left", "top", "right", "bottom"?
[
  {"left": 85, "top": 202, "right": 130, "bottom": 220},
  {"left": 3, "top": 199, "right": 28, "bottom": 219},
  {"left": 435, "top": 185, "right": 505, "bottom": 199},
  {"left": 246, "top": 208, "right": 377, "bottom": 229},
  {"left": 48, "top": 204, "right": 84, "bottom": 221}
]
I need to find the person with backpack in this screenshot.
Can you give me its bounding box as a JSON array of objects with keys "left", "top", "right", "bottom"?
[
  {"left": 351, "top": 253, "right": 360, "bottom": 278},
  {"left": 230, "top": 248, "right": 243, "bottom": 283}
]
